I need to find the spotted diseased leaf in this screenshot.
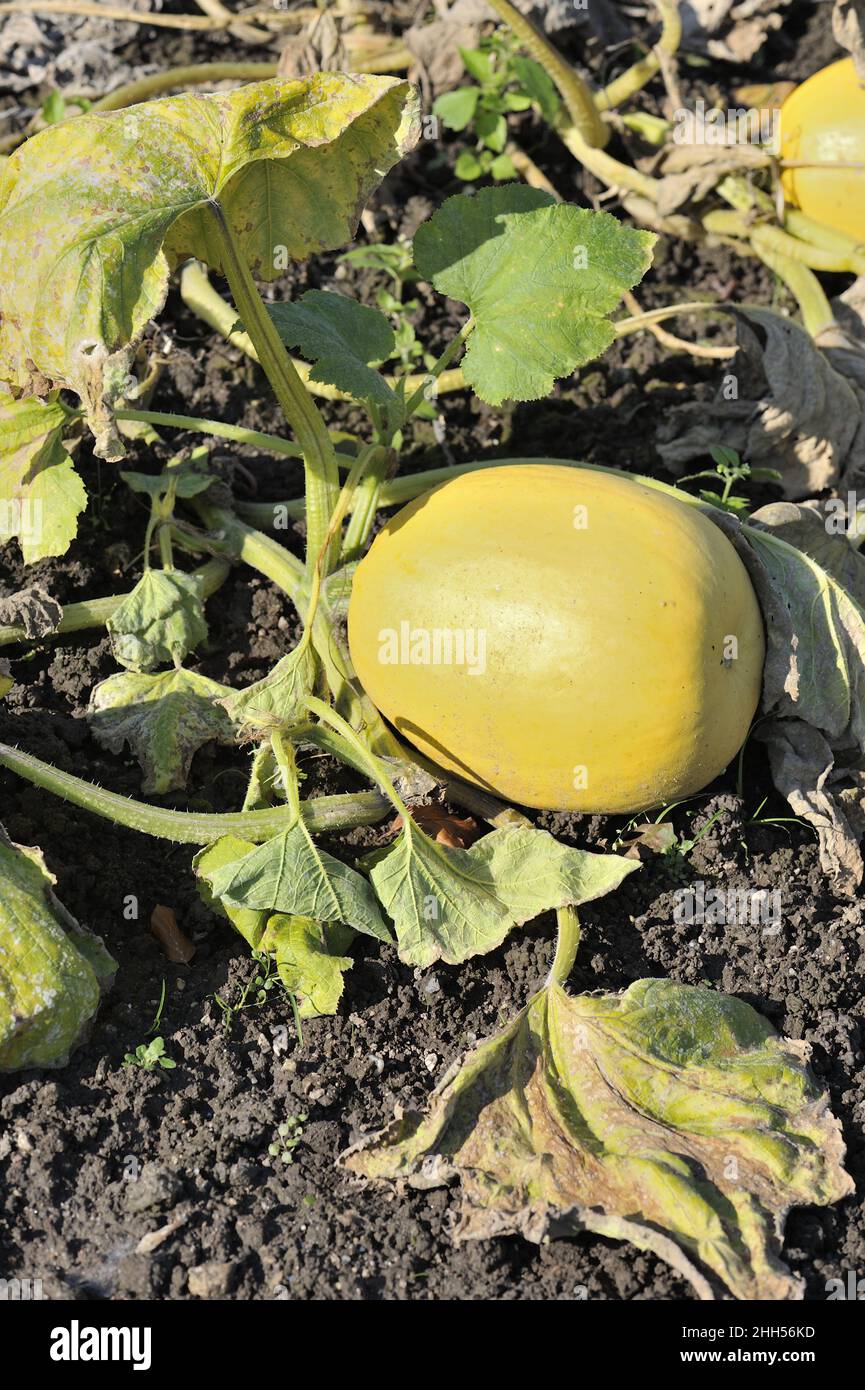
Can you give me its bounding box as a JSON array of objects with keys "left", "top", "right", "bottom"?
[
  {"left": 262, "top": 914, "right": 355, "bottom": 1018},
  {"left": 0, "top": 75, "right": 420, "bottom": 456},
  {"left": 345, "top": 977, "right": 853, "bottom": 1300},
  {"left": 206, "top": 822, "right": 392, "bottom": 944},
  {"left": 0, "top": 385, "right": 86, "bottom": 562},
  {"left": 413, "top": 186, "right": 655, "bottom": 405},
  {"left": 370, "top": 822, "right": 638, "bottom": 967},
  {"left": 267, "top": 291, "right": 397, "bottom": 408},
  {"left": 106, "top": 570, "right": 209, "bottom": 673},
  {"left": 0, "top": 826, "right": 116, "bottom": 1070},
  {"left": 221, "top": 643, "right": 319, "bottom": 740},
  {"left": 88, "top": 668, "right": 236, "bottom": 794}
]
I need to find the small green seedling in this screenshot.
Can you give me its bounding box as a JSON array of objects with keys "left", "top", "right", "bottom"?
[
  {"left": 123, "top": 1035, "right": 176, "bottom": 1071},
  {"left": 212, "top": 950, "right": 284, "bottom": 1036},
  {"left": 433, "top": 30, "right": 559, "bottom": 183},
  {"left": 677, "top": 445, "right": 782, "bottom": 514},
  {"left": 269, "top": 1113, "right": 307, "bottom": 1165}
]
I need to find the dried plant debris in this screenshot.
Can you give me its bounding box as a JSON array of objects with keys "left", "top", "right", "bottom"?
[
  {"left": 345, "top": 978, "right": 852, "bottom": 1301},
  {"left": 0, "top": 584, "right": 62, "bottom": 640},
  {"left": 657, "top": 307, "right": 865, "bottom": 500},
  {"left": 834, "top": 0, "right": 865, "bottom": 79},
  {"left": 708, "top": 501, "right": 865, "bottom": 892},
  {"left": 678, "top": 0, "right": 793, "bottom": 62},
  {"left": 0, "top": 0, "right": 166, "bottom": 100}
]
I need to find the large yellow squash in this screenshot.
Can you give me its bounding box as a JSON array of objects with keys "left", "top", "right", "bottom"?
[
  {"left": 348, "top": 464, "right": 765, "bottom": 813},
  {"left": 780, "top": 57, "right": 865, "bottom": 241}
]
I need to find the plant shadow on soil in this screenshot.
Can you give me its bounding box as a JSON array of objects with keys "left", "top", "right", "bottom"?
[{"left": 1, "top": 0, "right": 863, "bottom": 1301}]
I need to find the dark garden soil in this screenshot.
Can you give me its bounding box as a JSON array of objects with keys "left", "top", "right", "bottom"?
[{"left": 1, "top": 0, "right": 863, "bottom": 1302}]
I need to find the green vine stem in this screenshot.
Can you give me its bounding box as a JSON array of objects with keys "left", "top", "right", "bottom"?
[
  {"left": 0, "top": 558, "right": 229, "bottom": 648},
  {"left": 179, "top": 262, "right": 467, "bottom": 400},
  {"left": 596, "top": 1, "right": 682, "bottom": 111},
  {"left": 548, "top": 906, "right": 581, "bottom": 987},
  {"left": 485, "top": 0, "right": 607, "bottom": 147},
  {"left": 0, "top": 742, "right": 389, "bottom": 843},
  {"left": 204, "top": 204, "right": 340, "bottom": 568},
  {"left": 115, "top": 408, "right": 302, "bottom": 457},
  {"left": 91, "top": 62, "right": 278, "bottom": 111}
]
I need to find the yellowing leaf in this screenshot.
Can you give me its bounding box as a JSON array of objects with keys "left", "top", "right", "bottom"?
[
  {"left": 0, "top": 827, "right": 116, "bottom": 1071},
  {"left": 345, "top": 978, "right": 853, "bottom": 1300},
  {"left": 0, "top": 385, "right": 86, "bottom": 562},
  {"left": 262, "top": 914, "right": 355, "bottom": 1018},
  {"left": 0, "top": 75, "right": 420, "bottom": 455}
]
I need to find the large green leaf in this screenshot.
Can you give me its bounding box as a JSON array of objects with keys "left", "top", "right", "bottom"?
[
  {"left": 0, "top": 827, "right": 116, "bottom": 1070},
  {"left": 345, "top": 978, "right": 853, "bottom": 1300},
  {"left": 207, "top": 822, "right": 392, "bottom": 944},
  {"left": 0, "top": 385, "right": 86, "bottom": 562},
  {"left": 88, "top": 668, "right": 236, "bottom": 794},
  {"left": 370, "top": 822, "right": 638, "bottom": 967},
  {"left": 267, "top": 291, "right": 397, "bottom": 408},
  {"left": 413, "top": 186, "right": 655, "bottom": 404},
  {"left": 0, "top": 75, "right": 420, "bottom": 456}
]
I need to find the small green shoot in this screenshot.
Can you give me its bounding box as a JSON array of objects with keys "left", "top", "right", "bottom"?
[
  {"left": 123, "top": 1035, "right": 176, "bottom": 1071},
  {"left": 268, "top": 1113, "right": 308, "bottom": 1165},
  {"left": 677, "top": 445, "right": 781, "bottom": 514},
  {"left": 434, "top": 29, "right": 560, "bottom": 183}
]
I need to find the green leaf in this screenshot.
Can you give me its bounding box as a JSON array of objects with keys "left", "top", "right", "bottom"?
[
  {"left": 121, "top": 467, "right": 215, "bottom": 499},
  {"left": 194, "top": 834, "right": 270, "bottom": 946},
  {"left": 476, "top": 110, "right": 507, "bottom": 153},
  {"left": 433, "top": 87, "right": 482, "bottom": 132},
  {"left": 0, "top": 385, "right": 86, "bottom": 563},
  {"left": 345, "top": 977, "right": 853, "bottom": 1300},
  {"left": 207, "top": 822, "right": 392, "bottom": 944},
  {"left": 261, "top": 914, "right": 354, "bottom": 1018},
  {"left": 490, "top": 154, "right": 518, "bottom": 181},
  {"left": 221, "top": 643, "right": 319, "bottom": 739},
  {"left": 0, "top": 75, "right": 419, "bottom": 456},
  {"left": 454, "top": 151, "right": 484, "bottom": 181},
  {"left": 0, "top": 827, "right": 116, "bottom": 1070},
  {"left": 512, "top": 55, "right": 561, "bottom": 122},
  {"left": 370, "top": 823, "right": 638, "bottom": 967},
  {"left": 88, "top": 668, "right": 236, "bottom": 794},
  {"left": 459, "top": 46, "right": 493, "bottom": 85},
  {"left": 413, "top": 186, "right": 655, "bottom": 404},
  {"left": 267, "top": 291, "right": 396, "bottom": 408},
  {"left": 106, "top": 570, "right": 209, "bottom": 673}
]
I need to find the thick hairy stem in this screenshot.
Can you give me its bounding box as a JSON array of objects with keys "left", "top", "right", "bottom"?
[
  {"left": 548, "top": 906, "right": 581, "bottom": 987},
  {"left": 192, "top": 499, "right": 307, "bottom": 599},
  {"left": 0, "top": 559, "right": 229, "bottom": 647},
  {"left": 204, "top": 204, "right": 339, "bottom": 567},
  {"left": 0, "top": 743, "right": 389, "bottom": 843},
  {"left": 485, "top": 0, "right": 608, "bottom": 147}
]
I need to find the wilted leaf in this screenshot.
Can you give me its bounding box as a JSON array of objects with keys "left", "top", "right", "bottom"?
[
  {"left": 714, "top": 501, "right": 865, "bottom": 890},
  {"left": 267, "top": 290, "right": 397, "bottom": 408},
  {"left": 345, "top": 977, "right": 852, "bottom": 1300},
  {"left": 221, "top": 643, "right": 319, "bottom": 740},
  {"left": 0, "top": 386, "right": 86, "bottom": 562},
  {"left": 261, "top": 914, "right": 355, "bottom": 1018},
  {"left": 0, "top": 826, "right": 116, "bottom": 1070},
  {"left": 89, "top": 667, "right": 235, "bottom": 794},
  {"left": 389, "top": 805, "right": 482, "bottom": 849},
  {"left": 618, "top": 820, "right": 677, "bottom": 858},
  {"left": 0, "top": 583, "right": 62, "bottom": 640},
  {"left": 207, "top": 822, "right": 392, "bottom": 944},
  {"left": 370, "top": 822, "right": 638, "bottom": 967},
  {"left": 0, "top": 75, "right": 420, "bottom": 455},
  {"left": 94, "top": 660, "right": 227, "bottom": 760},
  {"left": 657, "top": 308, "right": 865, "bottom": 499},
  {"left": 106, "top": 570, "right": 209, "bottom": 672},
  {"left": 413, "top": 186, "right": 655, "bottom": 404}
]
